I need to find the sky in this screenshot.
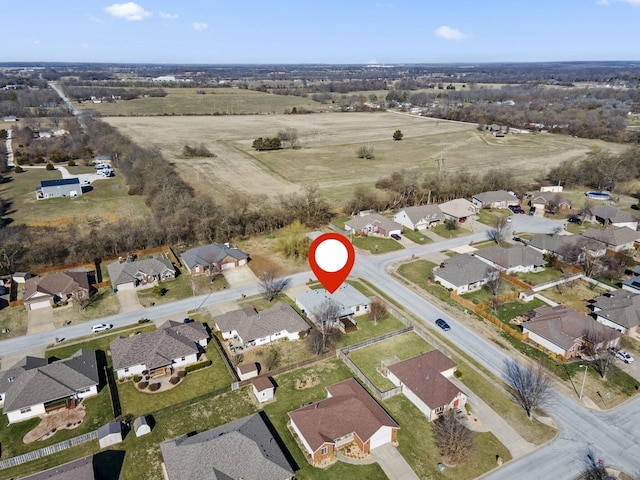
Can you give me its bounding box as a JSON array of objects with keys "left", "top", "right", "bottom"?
[{"left": 3, "top": 0, "right": 640, "bottom": 64}]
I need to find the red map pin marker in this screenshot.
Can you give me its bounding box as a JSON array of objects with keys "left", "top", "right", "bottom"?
[{"left": 308, "top": 233, "right": 355, "bottom": 294}]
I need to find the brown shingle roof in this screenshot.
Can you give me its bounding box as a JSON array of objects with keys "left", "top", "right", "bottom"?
[
  {"left": 387, "top": 351, "right": 463, "bottom": 410},
  {"left": 288, "top": 378, "right": 398, "bottom": 452},
  {"left": 23, "top": 271, "right": 89, "bottom": 303},
  {"left": 252, "top": 376, "right": 274, "bottom": 392}
]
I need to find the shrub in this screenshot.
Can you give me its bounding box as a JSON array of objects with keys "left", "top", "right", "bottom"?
[
  {"left": 453, "top": 370, "right": 463, "bottom": 379},
  {"left": 67, "top": 159, "right": 76, "bottom": 167},
  {"left": 138, "top": 381, "right": 149, "bottom": 389},
  {"left": 138, "top": 318, "right": 150, "bottom": 324},
  {"left": 169, "top": 376, "right": 180, "bottom": 385},
  {"left": 148, "top": 382, "right": 161, "bottom": 392},
  {"left": 45, "top": 162, "right": 55, "bottom": 171},
  {"left": 356, "top": 145, "right": 375, "bottom": 159},
  {"left": 14, "top": 165, "right": 24, "bottom": 173},
  {"left": 185, "top": 360, "right": 212, "bottom": 373},
  {"left": 133, "top": 375, "right": 142, "bottom": 382},
  {"left": 177, "top": 370, "right": 187, "bottom": 378}
]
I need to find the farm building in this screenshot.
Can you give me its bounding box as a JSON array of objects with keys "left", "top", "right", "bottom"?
[{"left": 35, "top": 178, "right": 82, "bottom": 200}]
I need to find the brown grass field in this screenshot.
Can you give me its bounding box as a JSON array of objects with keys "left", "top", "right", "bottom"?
[{"left": 105, "top": 111, "right": 630, "bottom": 208}]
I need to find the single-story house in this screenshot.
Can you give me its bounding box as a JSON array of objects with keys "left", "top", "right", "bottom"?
[
  {"left": 393, "top": 204, "right": 444, "bottom": 230},
  {"left": 288, "top": 378, "right": 399, "bottom": 465},
  {"left": 107, "top": 257, "right": 176, "bottom": 290},
  {"left": 386, "top": 350, "right": 467, "bottom": 421},
  {"left": 252, "top": 376, "right": 275, "bottom": 403},
  {"left": 22, "top": 270, "right": 91, "bottom": 310},
  {"left": 581, "top": 226, "right": 640, "bottom": 254},
  {"left": 212, "top": 302, "right": 310, "bottom": 349},
  {"left": 110, "top": 320, "right": 209, "bottom": 379},
  {"left": 439, "top": 198, "right": 479, "bottom": 222},
  {"left": 35, "top": 178, "right": 82, "bottom": 200},
  {"left": 2, "top": 115, "right": 18, "bottom": 122},
  {"left": 590, "top": 205, "right": 638, "bottom": 230},
  {"left": 527, "top": 233, "right": 605, "bottom": 260},
  {"left": 160, "top": 413, "right": 294, "bottom": 480},
  {"left": 530, "top": 192, "right": 571, "bottom": 214},
  {"left": 237, "top": 362, "right": 259, "bottom": 380},
  {"left": 98, "top": 422, "right": 123, "bottom": 449},
  {"left": 180, "top": 243, "right": 250, "bottom": 275},
  {"left": 19, "top": 455, "right": 97, "bottom": 480},
  {"left": 296, "top": 283, "right": 371, "bottom": 326},
  {"left": 590, "top": 289, "right": 640, "bottom": 336},
  {"left": 432, "top": 254, "right": 494, "bottom": 294},
  {"left": 0, "top": 349, "right": 99, "bottom": 424},
  {"left": 472, "top": 190, "right": 520, "bottom": 210},
  {"left": 473, "top": 244, "right": 547, "bottom": 274},
  {"left": 522, "top": 305, "right": 621, "bottom": 360},
  {"left": 344, "top": 213, "right": 402, "bottom": 237},
  {"left": 540, "top": 185, "right": 563, "bottom": 193},
  {"left": 134, "top": 416, "right": 152, "bottom": 437}
]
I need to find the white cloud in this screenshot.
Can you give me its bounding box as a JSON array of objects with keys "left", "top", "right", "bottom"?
[
  {"left": 434, "top": 25, "right": 468, "bottom": 41},
  {"left": 159, "top": 11, "right": 179, "bottom": 19},
  {"left": 598, "top": 0, "right": 640, "bottom": 5},
  {"left": 105, "top": 2, "right": 151, "bottom": 21},
  {"left": 192, "top": 22, "right": 208, "bottom": 31}
]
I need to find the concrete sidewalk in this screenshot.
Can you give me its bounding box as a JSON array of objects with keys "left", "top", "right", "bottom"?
[{"left": 451, "top": 378, "right": 536, "bottom": 458}]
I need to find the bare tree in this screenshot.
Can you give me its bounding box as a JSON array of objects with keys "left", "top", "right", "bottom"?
[
  {"left": 433, "top": 410, "right": 475, "bottom": 465},
  {"left": 259, "top": 270, "right": 290, "bottom": 302},
  {"left": 278, "top": 127, "right": 299, "bottom": 149},
  {"left": 582, "top": 327, "right": 617, "bottom": 379},
  {"left": 369, "top": 297, "right": 388, "bottom": 325},
  {"left": 581, "top": 448, "right": 616, "bottom": 480},
  {"left": 264, "top": 344, "right": 281, "bottom": 371},
  {"left": 504, "top": 359, "right": 553, "bottom": 418},
  {"left": 356, "top": 144, "right": 375, "bottom": 159},
  {"left": 487, "top": 216, "right": 510, "bottom": 244},
  {"left": 484, "top": 267, "right": 504, "bottom": 309},
  {"left": 308, "top": 299, "right": 342, "bottom": 354}
]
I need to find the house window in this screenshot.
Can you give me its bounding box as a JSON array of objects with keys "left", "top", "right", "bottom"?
[
  {"left": 76, "top": 387, "right": 91, "bottom": 394},
  {"left": 321, "top": 446, "right": 328, "bottom": 455},
  {"left": 435, "top": 406, "right": 444, "bottom": 414},
  {"left": 195, "top": 266, "right": 200, "bottom": 273},
  {"left": 20, "top": 407, "right": 32, "bottom": 414},
  {"left": 124, "top": 368, "right": 129, "bottom": 373},
  {"left": 181, "top": 357, "right": 186, "bottom": 361}
]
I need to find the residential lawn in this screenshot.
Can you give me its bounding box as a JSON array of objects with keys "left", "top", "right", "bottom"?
[
  {"left": 345, "top": 279, "right": 376, "bottom": 297},
  {"left": 383, "top": 395, "right": 511, "bottom": 480},
  {"left": 431, "top": 223, "right": 470, "bottom": 238},
  {"left": 117, "top": 344, "right": 233, "bottom": 417},
  {"left": 348, "top": 332, "right": 433, "bottom": 391},
  {"left": 493, "top": 298, "right": 547, "bottom": 324},
  {"left": 401, "top": 227, "right": 431, "bottom": 245},
  {"left": 0, "top": 387, "right": 113, "bottom": 459},
  {"left": 52, "top": 287, "right": 120, "bottom": 327},
  {"left": 263, "top": 359, "right": 388, "bottom": 480},
  {"left": 352, "top": 236, "right": 403, "bottom": 254},
  {"left": 45, "top": 324, "right": 156, "bottom": 362},
  {"left": 0, "top": 305, "right": 28, "bottom": 339},
  {"left": 332, "top": 216, "right": 350, "bottom": 231},
  {"left": 136, "top": 269, "right": 228, "bottom": 307},
  {"left": 1, "top": 167, "right": 151, "bottom": 226},
  {"left": 476, "top": 209, "right": 506, "bottom": 226},
  {"left": 537, "top": 279, "right": 608, "bottom": 313},
  {"left": 334, "top": 314, "right": 406, "bottom": 349},
  {"left": 454, "top": 361, "right": 557, "bottom": 445},
  {"left": 396, "top": 259, "right": 461, "bottom": 308},
  {"left": 514, "top": 268, "right": 566, "bottom": 286},
  {"left": 461, "top": 288, "right": 494, "bottom": 305}
]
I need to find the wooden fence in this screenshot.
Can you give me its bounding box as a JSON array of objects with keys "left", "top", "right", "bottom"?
[{"left": 0, "top": 430, "right": 98, "bottom": 470}]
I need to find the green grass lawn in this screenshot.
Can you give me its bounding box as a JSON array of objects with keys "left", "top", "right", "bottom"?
[
  {"left": 514, "top": 268, "right": 566, "bottom": 286},
  {"left": 461, "top": 288, "right": 494, "bottom": 305},
  {"left": 117, "top": 344, "right": 233, "bottom": 417},
  {"left": 332, "top": 216, "right": 350, "bottom": 231},
  {"left": 431, "top": 223, "right": 470, "bottom": 238},
  {"left": 384, "top": 395, "right": 511, "bottom": 479},
  {"left": 348, "top": 332, "right": 433, "bottom": 391},
  {"left": 52, "top": 287, "right": 120, "bottom": 326},
  {"left": 136, "top": 270, "right": 228, "bottom": 307},
  {"left": 334, "top": 314, "right": 406, "bottom": 349},
  {"left": 0, "top": 305, "right": 28, "bottom": 339},
  {"left": 352, "top": 236, "right": 403, "bottom": 254},
  {"left": 401, "top": 227, "right": 431, "bottom": 244},
  {"left": 396, "top": 259, "right": 460, "bottom": 308},
  {"left": 493, "top": 298, "right": 547, "bottom": 323}
]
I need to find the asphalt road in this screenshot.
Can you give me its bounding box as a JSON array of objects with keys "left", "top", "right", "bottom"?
[{"left": 2, "top": 214, "right": 638, "bottom": 478}]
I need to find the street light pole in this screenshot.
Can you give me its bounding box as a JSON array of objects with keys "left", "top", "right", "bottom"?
[{"left": 579, "top": 364, "right": 588, "bottom": 400}]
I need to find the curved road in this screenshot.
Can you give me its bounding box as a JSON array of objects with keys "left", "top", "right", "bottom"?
[{"left": 1, "top": 216, "right": 638, "bottom": 478}]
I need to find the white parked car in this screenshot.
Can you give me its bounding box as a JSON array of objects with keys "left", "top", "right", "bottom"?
[
  {"left": 91, "top": 323, "right": 113, "bottom": 333},
  {"left": 616, "top": 350, "right": 634, "bottom": 364}
]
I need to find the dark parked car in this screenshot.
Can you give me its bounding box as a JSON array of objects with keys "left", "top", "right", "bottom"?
[
  {"left": 391, "top": 233, "right": 401, "bottom": 240},
  {"left": 512, "top": 236, "right": 523, "bottom": 243},
  {"left": 435, "top": 318, "right": 451, "bottom": 331},
  {"left": 568, "top": 217, "right": 581, "bottom": 223}
]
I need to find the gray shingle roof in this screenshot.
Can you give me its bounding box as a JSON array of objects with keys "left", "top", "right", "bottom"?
[
  {"left": 581, "top": 226, "right": 640, "bottom": 248},
  {"left": 1, "top": 349, "right": 99, "bottom": 412},
  {"left": 212, "top": 302, "right": 309, "bottom": 344},
  {"left": 181, "top": 243, "right": 249, "bottom": 270},
  {"left": 439, "top": 198, "right": 478, "bottom": 219},
  {"left": 345, "top": 213, "right": 402, "bottom": 233},
  {"left": 160, "top": 413, "right": 294, "bottom": 480},
  {"left": 433, "top": 254, "right": 492, "bottom": 288},
  {"left": 592, "top": 205, "right": 637, "bottom": 224},
  {"left": 295, "top": 284, "right": 370, "bottom": 322},
  {"left": 109, "top": 321, "right": 208, "bottom": 371},
  {"left": 474, "top": 244, "right": 546, "bottom": 270},
  {"left": 18, "top": 455, "right": 96, "bottom": 480},
  {"left": 591, "top": 289, "right": 640, "bottom": 329},
  {"left": 395, "top": 205, "right": 444, "bottom": 225},
  {"left": 106, "top": 257, "right": 175, "bottom": 287},
  {"left": 473, "top": 190, "right": 518, "bottom": 205}
]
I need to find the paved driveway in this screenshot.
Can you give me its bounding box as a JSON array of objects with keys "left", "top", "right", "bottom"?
[
  {"left": 27, "top": 307, "right": 55, "bottom": 335},
  {"left": 371, "top": 444, "right": 419, "bottom": 480},
  {"left": 116, "top": 289, "right": 143, "bottom": 313},
  {"left": 223, "top": 265, "right": 260, "bottom": 289}
]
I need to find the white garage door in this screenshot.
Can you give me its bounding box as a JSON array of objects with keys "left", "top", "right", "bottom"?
[
  {"left": 29, "top": 300, "right": 51, "bottom": 310},
  {"left": 369, "top": 426, "right": 392, "bottom": 450},
  {"left": 116, "top": 282, "right": 135, "bottom": 291}
]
